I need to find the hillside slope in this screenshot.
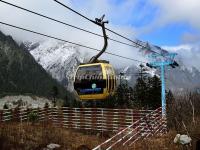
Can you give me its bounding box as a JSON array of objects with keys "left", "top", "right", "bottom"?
[
  {"left": 24, "top": 40, "right": 84, "bottom": 91},
  {"left": 0, "top": 31, "right": 68, "bottom": 99}
]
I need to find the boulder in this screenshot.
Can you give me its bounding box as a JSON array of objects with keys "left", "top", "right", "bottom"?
[
  {"left": 174, "top": 134, "right": 192, "bottom": 145},
  {"left": 47, "top": 143, "right": 60, "bottom": 150}
]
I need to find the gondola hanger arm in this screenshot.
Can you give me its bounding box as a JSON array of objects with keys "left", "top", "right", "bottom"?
[{"left": 89, "top": 15, "right": 108, "bottom": 63}]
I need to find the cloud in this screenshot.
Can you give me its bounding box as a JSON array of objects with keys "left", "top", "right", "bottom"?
[
  {"left": 181, "top": 32, "right": 200, "bottom": 44},
  {"left": 150, "top": 0, "right": 200, "bottom": 69},
  {"left": 152, "top": 0, "right": 200, "bottom": 28},
  {"left": 1, "top": 0, "right": 200, "bottom": 70},
  {"left": 142, "top": 0, "right": 200, "bottom": 32},
  {"left": 0, "top": 0, "right": 147, "bottom": 68},
  {"left": 135, "top": 0, "right": 200, "bottom": 41},
  {"left": 163, "top": 44, "right": 200, "bottom": 69},
  {"left": 130, "top": 0, "right": 200, "bottom": 70}
]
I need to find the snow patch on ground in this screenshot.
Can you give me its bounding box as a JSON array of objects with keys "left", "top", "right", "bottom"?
[{"left": 0, "top": 95, "right": 52, "bottom": 109}]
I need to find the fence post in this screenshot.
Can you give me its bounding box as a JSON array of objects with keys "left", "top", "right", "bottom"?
[
  {"left": 15, "top": 107, "right": 20, "bottom": 122},
  {"left": 0, "top": 110, "right": 3, "bottom": 123},
  {"left": 75, "top": 108, "right": 77, "bottom": 129},
  {"left": 131, "top": 109, "right": 133, "bottom": 124},
  {"left": 61, "top": 107, "right": 64, "bottom": 128},
  {"left": 101, "top": 108, "right": 104, "bottom": 133},
  {"left": 20, "top": 107, "right": 22, "bottom": 124},
  {"left": 45, "top": 107, "right": 48, "bottom": 122}
]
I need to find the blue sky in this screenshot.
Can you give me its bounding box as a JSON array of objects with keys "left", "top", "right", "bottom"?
[
  {"left": 140, "top": 23, "right": 196, "bottom": 45},
  {"left": 67, "top": 0, "right": 200, "bottom": 68},
  {"left": 1, "top": 0, "right": 200, "bottom": 47},
  {"left": 68, "top": 0, "right": 200, "bottom": 47},
  {"left": 100, "top": 0, "right": 200, "bottom": 46}
]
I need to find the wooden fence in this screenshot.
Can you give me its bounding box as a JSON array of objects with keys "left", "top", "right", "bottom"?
[
  {"left": 0, "top": 107, "right": 166, "bottom": 149},
  {"left": 0, "top": 107, "right": 153, "bottom": 132}
]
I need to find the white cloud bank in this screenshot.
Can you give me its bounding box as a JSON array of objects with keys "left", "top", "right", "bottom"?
[
  {"left": 0, "top": 0, "right": 146, "bottom": 68},
  {"left": 163, "top": 44, "right": 200, "bottom": 69},
  {"left": 145, "top": 0, "right": 200, "bottom": 70},
  {"left": 152, "top": 0, "right": 200, "bottom": 29},
  {"left": 0, "top": 0, "right": 200, "bottom": 69}
]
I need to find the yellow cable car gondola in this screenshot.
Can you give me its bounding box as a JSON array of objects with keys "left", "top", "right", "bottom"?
[{"left": 74, "top": 15, "right": 116, "bottom": 100}]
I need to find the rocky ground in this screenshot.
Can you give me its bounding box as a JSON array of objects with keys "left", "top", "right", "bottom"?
[{"left": 0, "top": 95, "right": 53, "bottom": 109}]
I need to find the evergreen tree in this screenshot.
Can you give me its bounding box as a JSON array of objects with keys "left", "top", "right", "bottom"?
[
  {"left": 133, "top": 64, "right": 149, "bottom": 108},
  {"left": 133, "top": 64, "right": 161, "bottom": 109},
  {"left": 101, "top": 95, "right": 117, "bottom": 108},
  {"left": 133, "top": 77, "right": 148, "bottom": 108},
  {"left": 51, "top": 86, "right": 58, "bottom": 107},
  {"left": 101, "top": 79, "right": 134, "bottom": 108},
  {"left": 115, "top": 83, "right": 133, "bottom": 108},
  {"left": 63, "top": 92, "right": 78, "bottom": 107},
  {"left": 3, "top": 103, "right": 9, "bottom": 109},
  {"left": 147, "top": 75, "right": 161, "bottom": 109}
]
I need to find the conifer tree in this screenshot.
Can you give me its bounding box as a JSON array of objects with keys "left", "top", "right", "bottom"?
[
  {"left": 147, "top": 75, "right": 161, "bottom": 109},
  {"left": 133, "top": 64, "right": 148, "bottom": 108},
  {"left": 133, "top": 64, "right": 161, "bottom": 109}
]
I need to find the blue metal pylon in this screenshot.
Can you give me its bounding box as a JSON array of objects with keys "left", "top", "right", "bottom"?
[{"left": 147, "top": 53, "right": 177, "bottom": 118}]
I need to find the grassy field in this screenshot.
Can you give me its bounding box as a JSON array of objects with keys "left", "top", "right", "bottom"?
[
  {"left": 0, "top": 123, "right": 196, "bottom": 150},
  {"left": 0, "top": 122, "right": 106, "bottom": 150},
  {"left": 0, "top": 120, "right": 199, "bottom": 150},
  {"left": 0, "top": 93, "right": 200, "bottom": 149}
]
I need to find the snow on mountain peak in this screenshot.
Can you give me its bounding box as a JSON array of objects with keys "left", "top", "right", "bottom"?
[
  {"left": 25, "top": 40, "right": 84, "bottom": 91},
  {"left": 24, "top": 39, "right": 200, "bottom": 92}
]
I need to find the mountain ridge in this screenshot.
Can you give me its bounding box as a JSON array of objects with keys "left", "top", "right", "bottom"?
[
  {"left": 25, "top": 39, "right": 200, "bottom": 92},
  {"left": 24, "top": 40, "right": 84, "bottom": 91},
  {"left": 0, "top": 31, "right": 69, "bottom": 99}
]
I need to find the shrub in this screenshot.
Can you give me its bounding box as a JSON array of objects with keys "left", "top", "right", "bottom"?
[
  {"left": 28, "top": 111, "right": 38, "bottom": 124},
  {"left": 3, "top": 103, "right": 9, "bottom": 109},
  {"left": 44, "top": 102, "right": 49, "bottom": 109}
]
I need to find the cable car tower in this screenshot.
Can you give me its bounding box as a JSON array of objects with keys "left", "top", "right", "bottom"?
[{"left": 146, "top": 51, "right": 179, "bottom": 117}]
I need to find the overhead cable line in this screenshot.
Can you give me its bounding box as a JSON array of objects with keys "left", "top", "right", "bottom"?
[
  {"left": 54, "top": 0, "right": 147, "bottom": 48},
  {"left": 0, "top": 0, "right": 134, "bottom": 48},
  {"left": 0, "top": 21, "right": 146, "bottom": 63},
  {"left": 54, "top": 0, "right": 177, "bottom": 60},
  {"left": 0, "top": 0, "right": 177, "bottom": 65}
]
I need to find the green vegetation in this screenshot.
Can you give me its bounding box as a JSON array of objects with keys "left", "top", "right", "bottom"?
[
  {"left": 0, "top": 31, "right": 73, "bottom": 102},
  {"left": 28, "top": 111, "right": 39, "bottom": 124},
  {"left": 3, "top": 103, "right": 8, "bottom": 109},
  {"left": 97, "top": 65, "right": 162, "bottom": 109}
]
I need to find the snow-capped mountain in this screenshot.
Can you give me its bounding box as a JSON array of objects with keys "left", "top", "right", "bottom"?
[
  {"left": 165, "top": 65, "right": 200, "bottom": 91},
  {"left": 25, "top": 39, "right": 200, "bottom": 92},
  {"left": 24, "top": 40, "right": 84, "bottom": 91},
  {"left": 117, "top": 63, "right": 200, "bottom": 92}
]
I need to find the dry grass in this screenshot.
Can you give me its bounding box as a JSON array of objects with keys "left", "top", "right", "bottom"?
[
  {"left": 130, "top": 131, "right": 181, "bottom": 150},
  {"left": 1, "top": 93, "right": 200, "bottom": 150},
  {"left": 0, "top": 122, "right": 106, "bottom": 150}
]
